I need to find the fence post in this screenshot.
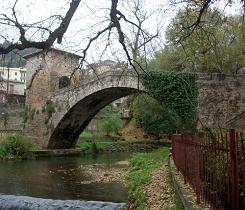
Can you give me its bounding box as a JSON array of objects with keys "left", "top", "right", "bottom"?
[
  {"left": 230, "top": 129, "right": 238, "bottom": 210},
  {"left": 182, "top": 134, "right": 187, "bottom": 184}
]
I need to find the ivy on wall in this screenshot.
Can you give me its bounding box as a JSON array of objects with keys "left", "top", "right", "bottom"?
[{"left": 141, "top": 71, "right": 198, "bottom": 130}]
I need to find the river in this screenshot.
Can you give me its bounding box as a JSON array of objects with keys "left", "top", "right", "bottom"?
[{"left": 0, "top": 152, "right": 131, "bottom": 209}]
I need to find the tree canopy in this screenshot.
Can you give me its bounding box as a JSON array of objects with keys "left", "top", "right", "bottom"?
[
  {"left": 0, "top": 0, "right": 244, "bottom": 72},
  {"left": 150, "top": 6, "right": 245, "bottom": 73}
]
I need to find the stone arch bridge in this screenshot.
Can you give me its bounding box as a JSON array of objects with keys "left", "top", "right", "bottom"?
[
  {"left": 25, "top": 70, "right": 144, "bottom": 148},
  {"left": 48, "top": 71, "right": 142, "bottom": 149},
  {"left": 23, "top": 69, "right": 245, "bottom": 149}
]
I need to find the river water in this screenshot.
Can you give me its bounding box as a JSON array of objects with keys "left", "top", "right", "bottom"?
[{"left": 0, "top": 152, "right": 131, "bottom": 209}]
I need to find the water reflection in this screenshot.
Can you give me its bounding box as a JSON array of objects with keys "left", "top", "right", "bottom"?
[{"left": 0, "top": 152, "right": 131, "bottom": 202}]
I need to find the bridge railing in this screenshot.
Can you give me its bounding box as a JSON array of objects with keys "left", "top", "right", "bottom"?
[{"left": 172, "top": 129, "right": 245, "bottom": 210}]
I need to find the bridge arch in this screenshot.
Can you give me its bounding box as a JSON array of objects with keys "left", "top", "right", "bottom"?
[{"left": 47, "top": 71, "right": 144, "bottom": 149}]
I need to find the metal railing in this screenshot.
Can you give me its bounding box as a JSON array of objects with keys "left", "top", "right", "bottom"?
[{"left": 172, "top": 129, "right": 245, "bottom": 210}]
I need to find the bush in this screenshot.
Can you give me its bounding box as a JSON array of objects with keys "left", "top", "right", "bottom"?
[
  {"left": 0, "top": 134, "right": 35, "bottom": 160},
  {"left": 130, "top": 94, "right": 181, "bottom": 134},
  {"left": 99, "top": 113, "right": 123, "bottom": 136}
]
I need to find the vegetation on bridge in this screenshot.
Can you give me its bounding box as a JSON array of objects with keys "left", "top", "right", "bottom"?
[{"left": 130, "top": 71, "right": 198, "bottom": 134}]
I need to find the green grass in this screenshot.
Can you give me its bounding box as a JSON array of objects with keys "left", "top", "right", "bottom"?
[
  {"left": 77, "top": 141, "right": 118, "bottom": 150},
  {"left": 79, "top": 130, "right": 105, "bottom": 137},
  {"left": 126, "top": 147, "right": 170, "bottom": 210}
]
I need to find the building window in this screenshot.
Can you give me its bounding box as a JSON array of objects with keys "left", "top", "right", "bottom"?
[
  {"left": 20, "top": 72, "right": 26, "bottom": 82},
  {"left": 15, "top": 72, "right": 17, "bottom": 75},
  {"left": 9, "top": 84, "right": 14, "bottom": 94},
  {"left": 59, "top": 76, "right": 70, "bottom": 89}
]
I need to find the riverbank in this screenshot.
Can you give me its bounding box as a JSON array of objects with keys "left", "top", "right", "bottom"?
[
  {"left": 28, "top": 140, "right": 165, "bottom": 158},
  {"left": 125, "top": 147, "right": 184, "bottom": 210},
  {"left": 77, "top": 140, "right": 165, "bottom": 155}
]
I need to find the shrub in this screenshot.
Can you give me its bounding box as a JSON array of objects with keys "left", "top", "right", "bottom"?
[
  {"left": 0, "top": 133, "right": 35, "bottom": 160},
  {"left": 130, "top": 94, "right": 181, "bottom": 134},
  {"left": 99, "top": 113, "right": 123, "bottom": 135},
  {"left": 91, "top": 142, "right": 98, "bottom": 154}
]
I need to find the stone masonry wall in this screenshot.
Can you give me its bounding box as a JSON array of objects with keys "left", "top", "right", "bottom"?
[
  {"left": 24, "top": 50, "right": 80, "bottom": 148},
  {"left": 0, "top": 110, "right": 24, "bottom": 131},
  {"left": 196, "top": 74, "right": 245, "bottom": 130}
]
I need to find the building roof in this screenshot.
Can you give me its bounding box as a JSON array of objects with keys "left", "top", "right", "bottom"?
[
  {"left": 0, "top": 78, "right": 25, "bottom": 84},
  {"left": 0, "top": 67, "right": 26, "bottom": 72},
  {"left": 23, "top": 48, "right": 81, "bottom": 59}
]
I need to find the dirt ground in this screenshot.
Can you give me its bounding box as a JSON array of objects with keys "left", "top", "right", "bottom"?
[{"left": 144, "top": 163, "right": 176, "bottom": 210}]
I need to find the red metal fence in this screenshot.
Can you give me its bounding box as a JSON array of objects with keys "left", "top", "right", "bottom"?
[{"left": 172, "top": 129, "right": 245, "bottom": 210}]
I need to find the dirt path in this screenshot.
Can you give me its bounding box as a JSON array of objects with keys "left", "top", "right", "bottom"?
[{"left": 144, "top": 163, "right": 175, "bottom": 210}]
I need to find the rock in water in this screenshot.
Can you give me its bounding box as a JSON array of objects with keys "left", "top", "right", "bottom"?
[{"left": 0, "top": 194, "right": 125, "bottom": 210}]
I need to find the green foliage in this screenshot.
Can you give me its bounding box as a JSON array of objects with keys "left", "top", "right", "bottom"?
[
  {"left": 151, "top": 7, "right": 245, "bottom": 73},
  {"left": 99, "top": 110, "right": 123, "bottom": 135},
  {"left": 0, "top": 133, "right": 35, "bottom": 160},
  {"left": 130, "top": 94, "right": 181, "bottom": 134},
  {"left": 19, "top": 107, "right": 38, "bottom": 127},
  {"left": 91, "top": 142, "right": 98, "bottom": 154},
  {"left": 149, "top": 46, "right": 185, "bottom": 72},
  {"left": 77, "top": 141, "right": 118, "bottom": 151},
  {"left": 127, "top": 148, "right": 170, "bottom": 210},
  {"left": 79, "top": 130, "right": 105, "bottom": 138},
  {"left": 80, "top": 131, "right": 94, "bottom": 138},
  {"left": 43, "top": 100, "right": 56, "bottom": 123},
  {"left": 141, "top": 71, "right": 198, "bottom": 131}
]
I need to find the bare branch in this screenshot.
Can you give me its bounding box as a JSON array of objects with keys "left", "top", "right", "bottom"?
[
  {"left": 0, "top": 0, "right": 81, "bottom": 54},
  {"left": 177, "top": 0, "right": 213, "bottom": 43},
  {"left": 79, "top": 23, "right": 115, "bottom": 68}
]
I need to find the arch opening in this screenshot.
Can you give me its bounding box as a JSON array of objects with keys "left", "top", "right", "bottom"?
[
  {"left": 48, "top": 87, "right": 142, "bottom": 149},
  {"left": 59, "top": 76, "right": 70, "bottom": 89}
]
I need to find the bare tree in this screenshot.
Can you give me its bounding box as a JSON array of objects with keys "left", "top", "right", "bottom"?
[
  {"left": 0, "top": 0, "right": 244, "bottom": 72},
  {"left": 123, "top": 0, "right": 161, "bottom": 65},
  {"left": 0, "top": 0, "right": 81, "bottom": 54}
]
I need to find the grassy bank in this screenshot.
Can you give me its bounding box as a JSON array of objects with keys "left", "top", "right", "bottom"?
[
  {"left": 126, "top": 147, "right": 184, "bottom": 210},
  {"left": 77, "top": 141, "right": 118, "bottom": 150},
  {"left": 76, "top": 140, "right": 162, "bottom": 155},
  {"left": 79, "top": 130, "right": 105, "bottom": 138},
  {"left": 0, "top": 133, "right": 36, "bottom": 160}
]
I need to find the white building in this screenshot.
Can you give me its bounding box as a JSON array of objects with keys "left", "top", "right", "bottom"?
[
  {"left": 0, "top": 67, "right": 26, "bottom": 84},
  {"left": 0, "top": 67, "right": 27, "bottom": 103}
]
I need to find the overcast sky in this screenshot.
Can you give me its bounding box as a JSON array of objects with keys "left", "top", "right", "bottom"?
[{"left": 0, "top": 0, "right": 243, "bottom": 64}]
